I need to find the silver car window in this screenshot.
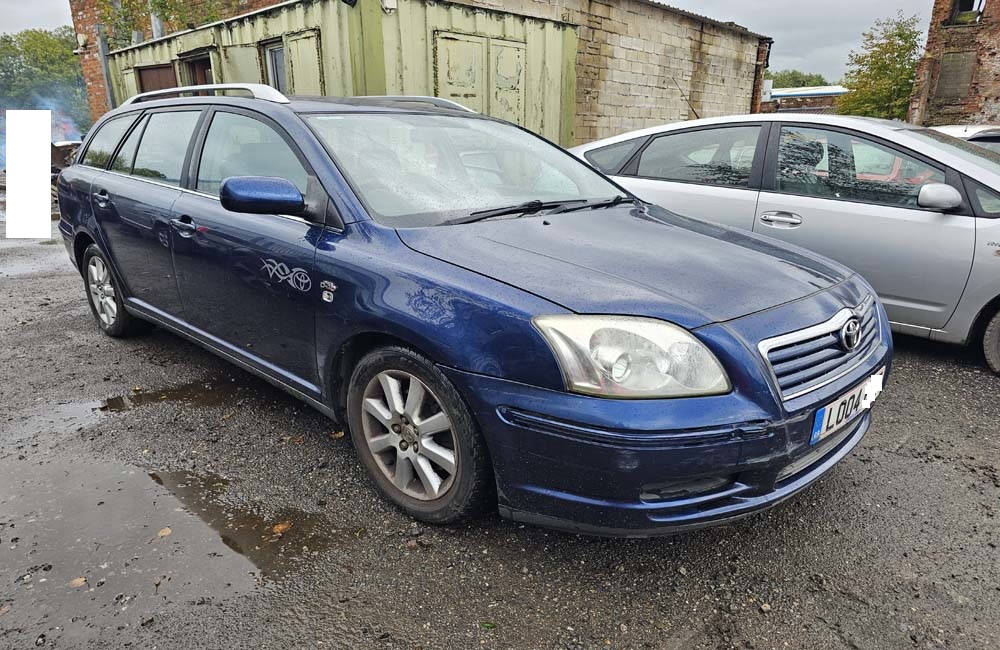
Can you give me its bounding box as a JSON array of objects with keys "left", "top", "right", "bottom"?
[
  {"left": 584, "top": 138, "right": 645, "bottom": 174},
  {"left": 777, "top": 126, "right": 944, "bottom": 208},
  {"left": 633, "top": 126, "right": 761, "bottom": 188}
]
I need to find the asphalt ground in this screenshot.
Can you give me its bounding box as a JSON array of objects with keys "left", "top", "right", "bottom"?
[{"left": 1, "top": 222, "right": 998, "bottom": 649}]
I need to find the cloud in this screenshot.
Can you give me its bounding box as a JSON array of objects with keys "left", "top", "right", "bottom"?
[
  {"left": 665, "top": 0, "right": 935, "bottom": 81},
  {"left": 0, "top": 0, "right": 74, "bottom": 34}
]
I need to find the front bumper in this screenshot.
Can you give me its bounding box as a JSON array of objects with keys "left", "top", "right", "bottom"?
[{"left": 443, "top": 294, "right": 892, "bottom": 537}]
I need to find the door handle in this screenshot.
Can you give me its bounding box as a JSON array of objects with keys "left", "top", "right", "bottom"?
[
  {"left": 169, "top": 216, "right": 198, "bottom": 237},
  {"left": 92, "top": 189, "right": 110, "bottom": 209},
  {"left": 759, "top": 211, "right": 803, "bottom": 226}
]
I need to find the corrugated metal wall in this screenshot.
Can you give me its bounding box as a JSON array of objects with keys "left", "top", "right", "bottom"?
[{"left": 106, "top": 0, "right": 576, "bottom": 144}]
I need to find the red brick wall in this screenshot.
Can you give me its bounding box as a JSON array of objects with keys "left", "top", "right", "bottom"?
[
  {"left": 70, "top": 0, "right": 112, "bottom": 121},
  {"left": 909, "top": 0, "right": 1000, "bottom": 125}
]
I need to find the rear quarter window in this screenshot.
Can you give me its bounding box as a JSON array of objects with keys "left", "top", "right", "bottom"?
[
  {"left": 81, "top": 115, "right": 139, "bottom": 169},
  {"left": 584, "top": 138, "right": 645, "bottom": 174}
]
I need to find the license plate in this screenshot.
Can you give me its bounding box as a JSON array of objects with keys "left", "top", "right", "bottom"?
[{"left": 810, "top": 368, "right": 885, "bottom": 445}]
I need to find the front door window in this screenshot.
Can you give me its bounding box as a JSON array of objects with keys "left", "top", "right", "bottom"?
[{"left": 776, "top": 126, "right": 945, "bottom": 207}]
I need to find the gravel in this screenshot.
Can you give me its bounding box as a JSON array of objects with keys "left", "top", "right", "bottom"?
[{"left": 1, "top": 222, "right": 998, "bottom": 649}]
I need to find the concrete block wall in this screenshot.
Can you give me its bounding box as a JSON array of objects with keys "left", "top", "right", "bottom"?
[{"left": 453, "top": 0, "right": 767, "bottom": 143}]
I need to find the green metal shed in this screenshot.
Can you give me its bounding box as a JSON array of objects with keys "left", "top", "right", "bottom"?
[{"left": 106, "top": 0, "right": 577, "bottom": 145}]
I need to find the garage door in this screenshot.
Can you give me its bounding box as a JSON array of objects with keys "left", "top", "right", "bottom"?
[{"left": 137, "top": 65, "right": 178, "bottom": 92}]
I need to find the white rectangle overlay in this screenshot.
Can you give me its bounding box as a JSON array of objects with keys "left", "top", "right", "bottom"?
[{"left": 5, "top": 110, "right": 53, "bottom": 238}]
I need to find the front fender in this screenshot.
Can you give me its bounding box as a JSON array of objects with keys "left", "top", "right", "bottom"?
[{"left": 312, "top": 221, "right": 567, "bottom": 401}]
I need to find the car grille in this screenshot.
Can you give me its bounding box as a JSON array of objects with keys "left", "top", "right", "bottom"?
[{"left": 759, "top": 296, "right": 880, "bottom": 401}]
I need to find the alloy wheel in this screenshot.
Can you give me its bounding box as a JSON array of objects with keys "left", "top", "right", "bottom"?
[
  {"left": 360, "top": 370, "right": 458, "bottom": 500},
  {"left": 87, "top": 256, "right": 117, "bottom": 328}
]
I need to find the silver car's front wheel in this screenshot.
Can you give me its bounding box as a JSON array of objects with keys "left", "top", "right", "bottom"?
[
  {"left": 87, "top": 256, "right": 117, "bottom": 328},
  {"left": 360, "top": 370, "right": 457, "bottom": 501}
]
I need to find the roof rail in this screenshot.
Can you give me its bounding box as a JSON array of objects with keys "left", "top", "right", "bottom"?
[
  {"left": 355, "top": 95, "right": 476, "bottom": 113},
  {"left": 121, "top": 83, "right": 290, "bottom": 106}
]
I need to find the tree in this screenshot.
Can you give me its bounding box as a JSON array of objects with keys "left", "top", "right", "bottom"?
[
  {"left": 836, "top": 12, "right": 922, "bottom": 120},
  {"left": 100, "top": 0, "right": 229, "bottom": 49},
  {"left": 765, "top": 69, "right": 829, "bottom": 88},
  {"left": 0, "top": 27, "right": 91, "bottom": 133}
]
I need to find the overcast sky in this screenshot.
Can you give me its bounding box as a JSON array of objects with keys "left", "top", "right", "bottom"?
[
  {"left": 2, "top": 0, "right": 933, "bottom": 82},
  {"left": 667, "top": 0, "right": 934, "bottom": 82}
]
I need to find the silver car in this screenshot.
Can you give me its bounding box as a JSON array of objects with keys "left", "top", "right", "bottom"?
[{"left": 571, "top": 114, "right": 1000, "bottom": 373}]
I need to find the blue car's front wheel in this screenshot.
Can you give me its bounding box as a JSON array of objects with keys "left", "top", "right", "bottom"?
[{"left": 347, "top": 346, "right": 494, "bottom": 524}]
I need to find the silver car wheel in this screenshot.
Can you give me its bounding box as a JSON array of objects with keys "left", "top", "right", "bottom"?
[
  {"left": 87, "top": 256, "right": 117, "bottom": 327},
  {"left": 360, "top": 370, "right": 457, "bottom": 501}
]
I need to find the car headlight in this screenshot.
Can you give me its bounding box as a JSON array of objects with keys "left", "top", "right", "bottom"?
[{"left": 532, "top": 315, "right": 731, "bottom": 398}]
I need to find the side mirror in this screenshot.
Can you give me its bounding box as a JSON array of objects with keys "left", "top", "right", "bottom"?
[
  {"left": 219, "top": 176, "right": 305, "bottom": 215},
  {"left": 917, "top": 183, "right": 963, "bottom": 212}
]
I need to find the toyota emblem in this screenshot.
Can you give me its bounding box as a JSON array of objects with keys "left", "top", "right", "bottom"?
[{"left": 840, "top": 317, "right": 862, "bottom": 352}]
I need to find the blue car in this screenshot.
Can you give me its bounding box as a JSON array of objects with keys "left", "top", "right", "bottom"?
[{"left": 58, "top": 84, "right": 892, "bottom": 536}]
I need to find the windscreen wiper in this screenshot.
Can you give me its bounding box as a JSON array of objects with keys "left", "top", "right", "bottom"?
[
  {"left": 444, "top": 199, "right": 586, "bottom": 225},
  {"left": 547, "top": 195, "right": 640, "bottom": 214}
]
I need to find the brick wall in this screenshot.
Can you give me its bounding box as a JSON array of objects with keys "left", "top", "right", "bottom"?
[
  {"left": 70, "top": 0, "right": 768, "bottom": 141},
  {"left": 909, "top": 0, "right": 1000, "bottom": 125},
  {"left": 69, "top": 0, "right": 111, "bottom": 119}
]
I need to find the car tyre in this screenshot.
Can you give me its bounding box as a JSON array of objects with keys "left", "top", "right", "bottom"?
[
  {"left": 347, "top": 345, "right": 494, "bottom": 524},
  {"left": 82, "top": 244, "right": 148, "bottom": 337},
  {"left": 984, "top": 308, "right": 1000, "bottom": 374}
]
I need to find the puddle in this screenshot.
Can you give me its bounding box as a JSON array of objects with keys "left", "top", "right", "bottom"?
[
  {"left": 149, "top": 470, "right": 363, "bottom": 577},
  {"left": 0, "top": 455, "right": 356, "bottom": 646},
  {"left": 98, "top": 378, "right": 246, "bottom": 412},
  {"left": 3, "top": 378, "right": 249, "bottom": 443},
  {"left": 2, "top": 401, "right": 104, "bottom": 443}
]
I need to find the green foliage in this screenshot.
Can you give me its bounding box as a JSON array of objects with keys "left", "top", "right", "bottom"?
[
  {"left": 764, "top": 69, "right": 829, "bottom": 88},
  {"left": 100, "top": 0, "right": 229, "bottom": 49},
  {"left": 837, "top": 12, "right": 923, "bottom": 120},
  {"left": 0, "top": 26, "right": 91, "bottom": 131}
]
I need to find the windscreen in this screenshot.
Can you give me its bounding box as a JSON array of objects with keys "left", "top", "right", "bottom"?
[
  {"left": 905, "top": 127, "right": 1000, "bottom": 177},
  {"left": 304, "top": 113, "right": 623, "bottom": 227}
]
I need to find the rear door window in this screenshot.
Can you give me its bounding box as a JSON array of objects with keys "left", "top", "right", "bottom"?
[
  {"left": 131, "top": 111, "right": 201, "bottom": 186},
  {"left": 81, "top": 114, "right": 138, "bottom": 169},
  {"left": 109, "top": 115, "right": 148, "bottom": 174},
  {"left": 195, "top": 111, "right": 308, "bottom": 195},
  {"left": 632, "top": 126, "right": 761, "bottom": 188}
]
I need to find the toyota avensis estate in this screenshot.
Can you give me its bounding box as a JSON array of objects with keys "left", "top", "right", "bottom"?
[{"left": 57, "top": 84, "right": 892, "bottom": 536}]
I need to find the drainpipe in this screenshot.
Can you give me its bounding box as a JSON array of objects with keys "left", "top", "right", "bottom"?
[
  {"left": 149, "top": 0, "right": 165, "bottom": 39},
  {"left": 96, "top": 24, "right": 117, "bottom": 110}
]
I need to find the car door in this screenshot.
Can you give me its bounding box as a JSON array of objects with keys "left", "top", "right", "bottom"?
[
  {"left": 596, "top": 124, "right": 767, "bottom": 230},
  {"left": 170, "top": 107, "right": 324, "bottom": 394},
  {"left": 91, "top": 108, "right": 205, "bottom": 317},
  {"left": 754, "top": 123, "right": 975, "bottom": 331},
  {"left": 63, "top": 113, "right": 141, "bottom": 260}
]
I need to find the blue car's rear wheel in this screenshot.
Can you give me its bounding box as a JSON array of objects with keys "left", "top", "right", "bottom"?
[
  {"left": 81, "top": 244, "right": 148, "bottom": 338},
  {"left": 347, "top": 346, "right": 494, "bottom": 523}
]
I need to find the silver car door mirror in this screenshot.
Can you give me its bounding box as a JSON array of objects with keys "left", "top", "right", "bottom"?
[{"left": 917, "top": 183, "right": 963, "bottom": 211}]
